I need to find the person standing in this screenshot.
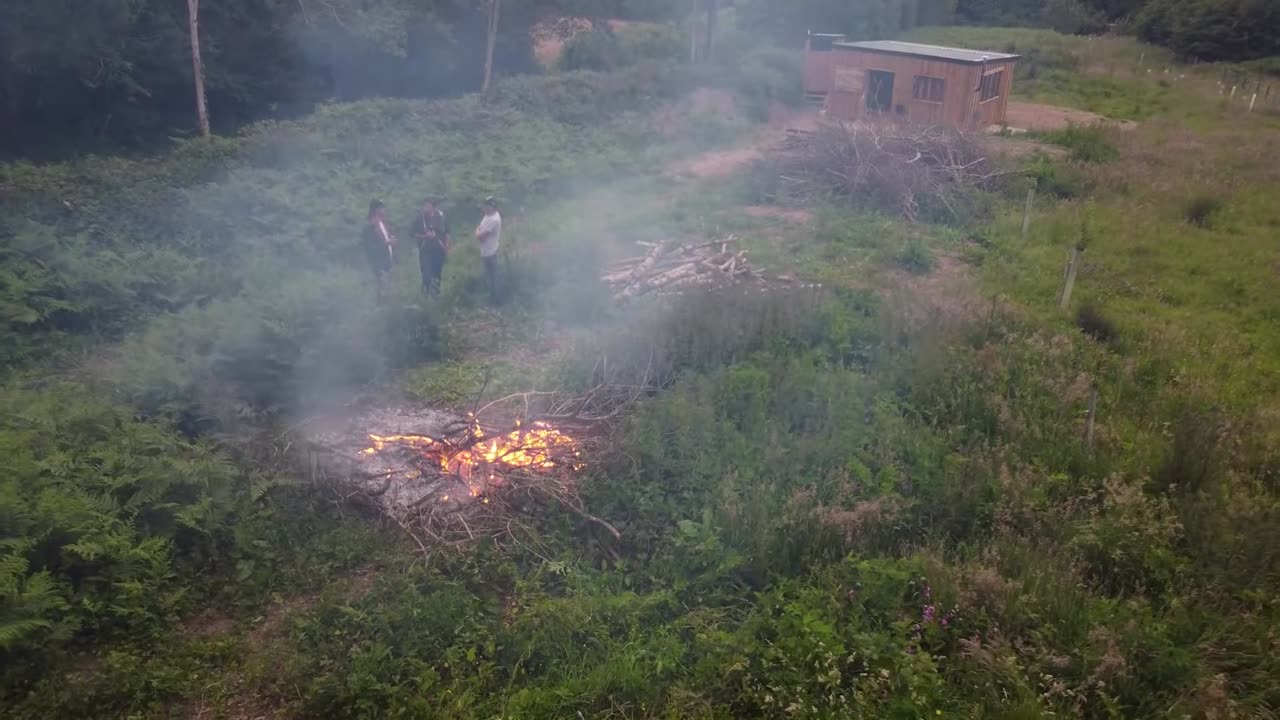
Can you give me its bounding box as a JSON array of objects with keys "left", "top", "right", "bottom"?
[
  {"left": 362, "top": 199, "right": 396, "bottom": 305},
  {"left": 412, "top": 196, "right": 450, "bottom": 296},
  {"left": 474, "top": 196, "right": 502, "bottom": 305}
]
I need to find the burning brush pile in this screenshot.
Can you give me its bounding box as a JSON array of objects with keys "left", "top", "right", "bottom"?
[
  {"left": 307, "top": 387, "right": 640, "bottom": 551},
  {"left": 602, "top": 236, "right": 814, "bottom": 301},
  {"left": 761, "top": 123, "right": 1013, "bottom": 221}
]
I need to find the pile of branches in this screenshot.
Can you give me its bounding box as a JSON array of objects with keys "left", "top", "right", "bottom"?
[
  {"left": 307, "top": 375, "right": 652, "bottom": 555},
  {"left": 602, "top": 236, "right": 802, "bottom": 301},
  {"left": 363, "top": 422, "right": 614, "bottom": 557},
  {"left": 765, "top": 123, "right": 1011, "bottom": 221}
]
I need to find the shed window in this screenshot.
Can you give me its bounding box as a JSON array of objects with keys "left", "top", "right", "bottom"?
[
  {"left": 912, "top": 75, "right": 945, "bottom": 102},
  {"left": 980, "top": 70, "right": 1003, "bottom": 102}
]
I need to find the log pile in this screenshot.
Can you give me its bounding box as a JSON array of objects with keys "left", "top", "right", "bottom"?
[
  {"left": 601, "top": 236, "right": 801, "bottom": 301},
  {"left": 763, "top": 122, "right": 1014, "bottom": 221}
]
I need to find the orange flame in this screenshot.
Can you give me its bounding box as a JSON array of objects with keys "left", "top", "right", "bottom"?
[{"left": 359, "top": 421, "right": 582, "bottom": 484}]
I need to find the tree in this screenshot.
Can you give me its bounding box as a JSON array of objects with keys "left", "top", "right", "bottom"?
[
  {"left": 1133, "top": 0, "right": 1280, "bottom": 61},
  {"left": 187, "top": 0, "right": 210, "bottom": 137},
  {"left": 482, "top": 0, "right": 501, "bottom": 93},
  {"left": 1043, "top": 0, "right": 1107, "bottom": 34},
  {"left": 703, "top": 0, "right": 718, "bottom": 62}
]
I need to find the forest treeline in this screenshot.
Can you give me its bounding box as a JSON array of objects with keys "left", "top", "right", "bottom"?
[{"left": 2, "top": 0, "right": 1276, "bottom": 158}]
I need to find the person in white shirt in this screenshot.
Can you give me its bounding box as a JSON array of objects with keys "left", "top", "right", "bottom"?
[{"left": 474, "top": 196, "right": 502, "bottom": 305}]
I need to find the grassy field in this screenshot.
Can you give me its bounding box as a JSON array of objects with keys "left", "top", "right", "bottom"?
[{"left": 3, "top": 27, "right": 1280, "bottom": 720}]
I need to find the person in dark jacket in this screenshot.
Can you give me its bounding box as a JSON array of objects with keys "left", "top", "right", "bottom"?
[
  {"left": 362, "top": 199, "right": 396, "bottom": 305},
  {"left": 411, "top": 196, "right": 450, "bottom": 296}
]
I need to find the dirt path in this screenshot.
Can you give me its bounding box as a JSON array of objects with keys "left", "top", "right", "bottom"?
[{"left": 1005, "top": 101, "right": 1138, "bottom": 131}]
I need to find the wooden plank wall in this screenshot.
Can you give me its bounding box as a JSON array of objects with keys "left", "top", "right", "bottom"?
[
  {"left": 972, "top": 60, "right": 1017, "bottom": 128},
  {"left": 826, "top": 50, "right": 1017, "bottom": 130},
  {"left": 803, "top": 49, "right": 835, "bottom": 95}
]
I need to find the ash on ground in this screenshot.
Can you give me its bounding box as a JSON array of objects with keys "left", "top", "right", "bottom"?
[{"left": 307, "top": 405, "right": 479, "bottom": 513}]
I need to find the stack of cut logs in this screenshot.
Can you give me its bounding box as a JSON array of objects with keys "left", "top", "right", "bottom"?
[{"left": 602, "top": 236, "right": 797, "bottom": 301}]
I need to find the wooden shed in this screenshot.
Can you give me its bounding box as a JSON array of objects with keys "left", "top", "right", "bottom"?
[
  {"left": 816, "top": 40, "right": 1019, "bottom": 131},
  {"left": 802, "top": 32, "right": 847, "bottom": 103}
]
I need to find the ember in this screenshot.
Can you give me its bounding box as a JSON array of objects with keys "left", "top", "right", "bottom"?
[{"left": 359, "top": 419, "right": 582, "bottom": 485}]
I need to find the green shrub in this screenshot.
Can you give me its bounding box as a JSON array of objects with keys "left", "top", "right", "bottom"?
[
  {"left": 0, "top": 385, "right": 242, "bottom": 696},
  {"left": 1076, "top": 302, "right": 1118, "bottom": 343},
  {"left": 1035, "top": 123, "right": 1121, "bottom": 163},
  {"left": 1183, "top": 194, "right": 1224, "bottom": 228},
  {"left": 897, "top": 239, "right": 935, "bottom": 274},
  {"left": 1027, "top": 155, "right": 1090, "bottom": 198},
  {"left": 559, "top": 29, "right": 628, "bottom": 72},
  {"left": 1042, "top": 0, "right": 1109, "bottom": 35},
  {"left": 616, "top": 23, "right": 686, "bottom": 65},
  {"left": 1241, "top": 57, "right": 1280, "bottom": 77},
  {"left": 717, "top": 47, "right": 804, "bottom": 120}
]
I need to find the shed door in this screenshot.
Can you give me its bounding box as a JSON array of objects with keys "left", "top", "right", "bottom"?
[{"left": 866, "top": 70, "right": 894, "bottom": 113}]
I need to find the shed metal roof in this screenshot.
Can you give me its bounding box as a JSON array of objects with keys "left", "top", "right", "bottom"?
[{"left": 833, "top": 40, "right": 1019, "bottom": 64}]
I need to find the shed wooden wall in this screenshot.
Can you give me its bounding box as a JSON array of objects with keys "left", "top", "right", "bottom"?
[
  {"left": 803, "top": 47, "right": 835, "bottom": 95},
  {"left": 825, "top": 49, "right": 1016, "bottom": 130},
  {"left": 972, "top": 61, "right": 1016, "bottom": 129},
  {"left": 803, "top": 37, "right": 843, "bottom": 95}
]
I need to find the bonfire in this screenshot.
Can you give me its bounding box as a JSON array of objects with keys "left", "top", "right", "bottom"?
[{"left": 306, "top": 382, "right": 643, "bottom": 553}]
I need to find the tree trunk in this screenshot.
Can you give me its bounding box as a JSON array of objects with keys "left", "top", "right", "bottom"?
[
  {"left": 481, "top": 0, "right": 501, "bottom": 94},
  {"left": 703, "top": 0, "right": 718, "bottom": 63},
  {"left": 689, "top": 0, "right": 699, "bottom": 64},
  {"left": 187, "top": 0, "right": 210, "bottom": 137},
  {"left": 1, "top": 61, "right": 19, "bottom": 155}
]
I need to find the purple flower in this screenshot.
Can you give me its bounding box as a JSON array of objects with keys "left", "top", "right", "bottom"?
[
  {"left": 940, "top": 618, "right": 949, "bottom": 629},
  {"left": 922, "top": 605, "right": 936, "bottom": 622},
  {"left": 922, "top": 585, "right": 932, "bottom": 600}
]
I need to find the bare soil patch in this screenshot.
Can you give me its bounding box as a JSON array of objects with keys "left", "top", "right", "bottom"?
[
  {"left": 979, "top": 135, "right": 1067, "bottom": 161},
  {"left": 654, "top": 88, "right": 739, "bottom": 137},
  {"left": 1005, "top": 102, "right": 1138, "bottom": 132},
  {"left": 741, "top": 206, "right": 812, "bottom": 224},
  {"left": 182, "top": 609, "right": 236, "bottom": 639},
  {"left": 881, "top": 254, "right": 984, "bottom": 329},
  {"left": 768, "top": 103, "right": 822, "bottom": 132},
  {"left": 670, "top": 147, "right": 764, "bottom": 179}
]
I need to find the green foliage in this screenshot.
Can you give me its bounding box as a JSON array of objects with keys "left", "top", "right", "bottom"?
[
  {"left": 1075, "top": 302, "right": 1118, "bottom": 343},
  {"left": 1042, "top": 0, "right": 1109, "bottom": 35},
  {"left": 0, "top": 384, "right": 242, "bottom": 695},
  {"left": 897, "top": 239, "right": 935, "bottom": 274},
  {"left": 737, "top": 0, "right": 958, "bottom": 44},
  {"left": 0, "top": 0, "right": 550, "bottom": 157},
  {"left": 559, "top": 22, "right": 685, "bottom": 72},
  {"left": 720, "top": 46, "right": 805, "bottom": 120},
  {"left": 1034, "top": 124, "right": 1121, "bottom": 163},
  {"left": 560, "top": 29, "right": 630, "bottom": 72},
  {"left": 1132, "top": 0, "right": 1280, "bottom": 62},
  {"left": 8, "top": 22, "right": 1280, "bottom": 720},
  {"left": 3, "top": 64, "right": 695, "bottom": 424},
  {"left": 1182, "top": 193, "right": 1224, "bottom": 228},
  {"left": 1026, "top": 155, "right": 1090, "bottom": 198}
]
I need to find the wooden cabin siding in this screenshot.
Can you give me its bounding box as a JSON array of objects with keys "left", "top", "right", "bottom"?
[
  {"left": 971, "top": 60, "right": 1016, "bottom": 129},
  {"left": 803, "top": 48, "right": 835, "bottom": 95},
  {"left": 822, "top": 48, "right": 1017, "bottom": 130}
]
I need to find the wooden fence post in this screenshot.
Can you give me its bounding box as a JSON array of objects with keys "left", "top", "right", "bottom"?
[
  {"left": 1084, "top": 387, "right": 1098, "bottom": 453},
  {"left": 1021, "top": 186, "right": 1036, "bottom": 239},
  {"left": 1059, "top": 247, "right": 1080, "bottom": 310}
]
